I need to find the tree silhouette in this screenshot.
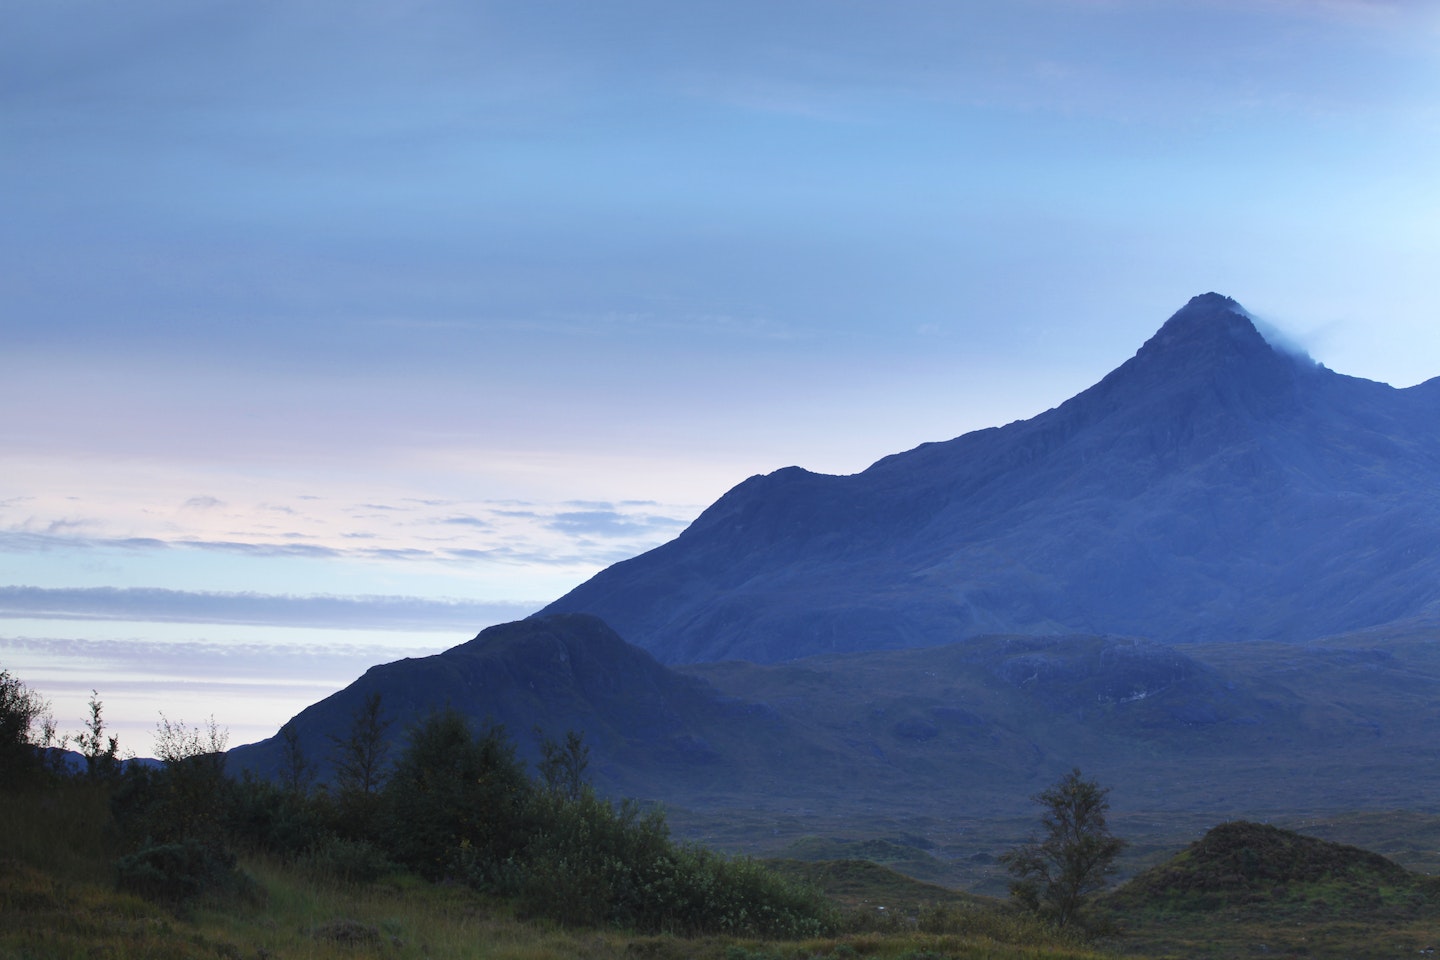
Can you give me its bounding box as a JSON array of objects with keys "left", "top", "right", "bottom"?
[{"left": 1001, "top": 767, "right": 1125, "bottom": 928}]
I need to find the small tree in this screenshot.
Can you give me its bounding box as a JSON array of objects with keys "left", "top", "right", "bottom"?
[
  {"left": 278, "top": 721, "right": 314, "bottom": 797},
  {"left": 1001, "top": 767, "right": 1125, "bottom": 929},
  {"left": 148, "top": 714, "right": 231, "bottom": 844},
  {"left": 0, "top": 668, "right": 55, "bottom": 787},
  {"left": 330, "top": 691, "right": 391, "bottom": 798},
  {"left": 380, "top": 709, "right": 531, "bottom": 885},
  {"left": 536, "top": 728, "right": 589, "bottom": 802},
  {"left": 75, "top": 690, "right": 121, "bottom": 779}
]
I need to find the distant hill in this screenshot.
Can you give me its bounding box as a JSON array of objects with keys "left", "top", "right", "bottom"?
[
  {"left": 542, "top": 293, "right": 1440, "bottom": 663},
  {"left": 231, "top": 613, "right": 1440, "bottom": 828},
  {"left": 227, "top": 613, "right": 826, "bottom": 802}
]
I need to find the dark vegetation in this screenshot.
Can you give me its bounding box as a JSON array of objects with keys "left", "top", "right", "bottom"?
[{"left": 1, "top": 668, "right": 832, "bottom": 939}]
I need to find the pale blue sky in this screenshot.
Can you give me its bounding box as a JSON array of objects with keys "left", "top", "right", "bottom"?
[{"left": 4, "top": 0, "right": 1439, "bottom": 748}]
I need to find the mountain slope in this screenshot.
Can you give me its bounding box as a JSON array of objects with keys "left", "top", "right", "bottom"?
[
  {"left": 542, "top": 293, "right": 1440, "bottom": 663},
  {"left": 226, "top": 613, "right": 814, "bottom": 800}
]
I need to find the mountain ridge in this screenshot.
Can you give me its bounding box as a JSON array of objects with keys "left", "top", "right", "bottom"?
[{"left": 542, "top": 293, "right": 1440, "bottom": 662}]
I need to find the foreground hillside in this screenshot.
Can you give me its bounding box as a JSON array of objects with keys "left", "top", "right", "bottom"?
[{"left": 543, "top": 293, "right": 1440, "bottom": 663}]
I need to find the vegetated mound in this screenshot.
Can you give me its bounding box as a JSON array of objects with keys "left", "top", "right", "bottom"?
[{"left": 1110, "top": 821, "right": 1434, "bottom": 916}]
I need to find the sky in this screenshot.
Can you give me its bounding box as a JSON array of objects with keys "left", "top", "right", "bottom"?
[{"left": 4, "top": 0, "right": 1440, "bottom": 752}]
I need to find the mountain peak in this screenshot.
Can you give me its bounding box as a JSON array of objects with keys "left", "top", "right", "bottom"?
[
  {"left": 1096, "top": 292, "right": 1301, "bottom": 408},
  {"left": 1139, "top": 292, "right": 1268, "bottom": 359}
]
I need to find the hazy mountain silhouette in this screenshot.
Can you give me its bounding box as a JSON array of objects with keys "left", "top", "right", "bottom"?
[
  {"left": 542, "top": 293, "right": 1440, "bottom": 663},
  {"left": 227, "top": 613, "right": 822, "bottom": 801}
]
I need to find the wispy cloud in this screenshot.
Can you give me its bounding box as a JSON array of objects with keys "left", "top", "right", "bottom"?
[
  {"left": 441, "top": 515, "right": 492, "bottom": 528},
  {"left": 0, "top": 487, "right": 700, "bottom": 576},
  {"left": 0, "top": 585, "right": 539, "bottom": 632},
  {"left": 1, "top": 634, "right": 444, "bottom": 681},
  {"left": 547, "top": 510, "right": 689, "bottom": 539}
]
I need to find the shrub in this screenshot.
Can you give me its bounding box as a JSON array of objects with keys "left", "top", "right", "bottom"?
[
  {"left": 0, "top": 668, "right": 56, "bottom": 788},
  {"left": 380, "top": 709, "right": 533, "bottom": 885},
  {"left": 300, "top": 835, "right": 397, "bottom": 885},
  {"left": 114, "top": 838, "right": 258, "bottom": 908},
  {"left": 517, "top": 789, "right": 673, "bottom": 927},
  {"left": 223, "top": 771, "right": 329, "bottom": 857},
  {"left": 626, "top": 843, "right": 835, "bottom": 938},
  {"left": 112, "top": 716, "right": 231, "bottom": 849}
]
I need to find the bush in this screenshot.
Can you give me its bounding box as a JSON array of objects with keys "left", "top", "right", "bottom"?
[
  {"left": 517, "top": 789, "right": 672, "bottom": 927},
  {"left": 380, "top": 709, "right": 533, "bottom": 884},
  {"left": 300, "top": 835, "right": 397, "bottom": 885},
  {"left": 114, "top": 838, "right": 258, "bottom": 908},
  {"left": 113, "top": 717, "right": 231, "bottom": 849},
  {"left": 223, "top": 771, "right": 330, "bottom": 857},
  {"left": 638, "top": 845, "right": 835, "bottom": 938},
  {"left": 513, "top": 785, "right": 832, "bottom": 937},
  {"left": 0, "top": 668, "right": 56, "bottom": 788}
]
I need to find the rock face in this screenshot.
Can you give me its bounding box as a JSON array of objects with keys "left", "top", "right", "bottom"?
[{"left": 543, "top": 293, "right": 1440, "bottom": 663}]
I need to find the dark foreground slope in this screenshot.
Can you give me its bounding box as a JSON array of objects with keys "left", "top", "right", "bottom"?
[{"left": 543, "top": 293, "right": 1440, "bottom": 663}]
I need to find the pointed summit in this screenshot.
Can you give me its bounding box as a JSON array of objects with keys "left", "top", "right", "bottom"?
[
  {"left": 1136, "top": 292, "right": 1271, "bottom": 363},
  {"left": 1083, "top": 292, "right": 1305, "bottom": 426}
]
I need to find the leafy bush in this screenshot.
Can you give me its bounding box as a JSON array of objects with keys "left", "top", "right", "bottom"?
[
  {"left": 114, "top": 838, "right": 259, "bottom": 908},
  {"left": 113, "top": 717, "right": 232, "bottom": 849},
  {"left": 223, "top": 770, "right": 330, "bottom": 857},
  {"left": 0, "top": 668, "right": 56, "bottom": 788},
  {"left": 638, "top": 845, "right": 835, "bottom": 938},
  {"left": 300, "top": 835, "right": 397, "bottom": 885},
  {"left": 380, "top": 709, "right": 533, "bottom": 884},
  {"left": 514, "top": 784, "right": 833, "bottom": 937},
  {"left": 517, "top": 789, "right": 672, "bottom": 927}
]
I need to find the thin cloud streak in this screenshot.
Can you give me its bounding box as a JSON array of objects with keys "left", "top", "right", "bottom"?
[{"left": 0, "top": 586, "right": 539, "bottom": 633}]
